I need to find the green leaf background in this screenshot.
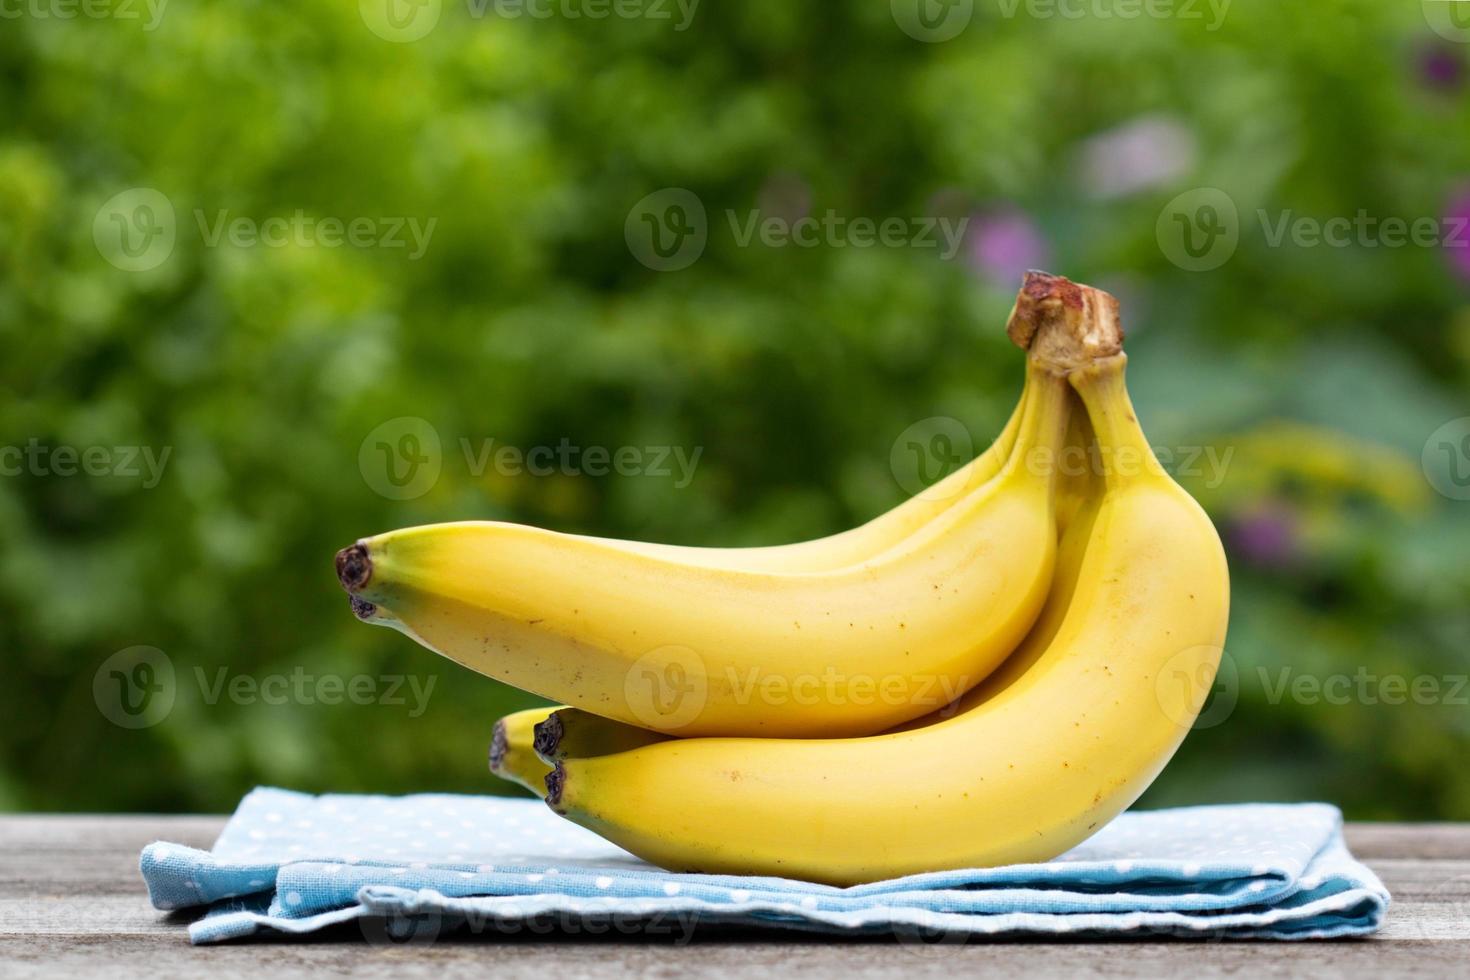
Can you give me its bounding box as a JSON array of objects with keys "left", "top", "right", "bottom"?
[{"left": 1, "top": 1, "right": 1468, "bottom": 817}]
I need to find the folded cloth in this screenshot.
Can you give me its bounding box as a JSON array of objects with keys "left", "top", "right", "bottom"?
[{"left": 141, "top": 788, "right": 1388, "bottom": 944}]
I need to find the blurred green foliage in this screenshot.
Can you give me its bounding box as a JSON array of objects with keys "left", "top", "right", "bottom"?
[{"left": 1, "top": 1, "right": 1468, "bottom": 818}]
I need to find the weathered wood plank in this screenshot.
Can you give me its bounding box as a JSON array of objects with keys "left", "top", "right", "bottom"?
[
  {"left": 1343, "top": 823, "right": 1470, "bottom": 861},
  {"left": 3, "top": 935, "right": 1470, "bottom": 980},
  {"left": 1, "top": 815, "right": 1466, "bottom": 976}
]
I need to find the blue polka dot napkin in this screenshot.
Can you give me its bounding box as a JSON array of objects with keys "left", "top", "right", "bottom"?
[{"left": 140, "top": 787, "right": 1388, "bottom": 944}]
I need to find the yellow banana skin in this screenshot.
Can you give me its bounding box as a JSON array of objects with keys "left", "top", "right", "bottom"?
[
  {"left": 488, "top": 705, "right": 557, "bottom": 797},
  {"left": 337, "top": 362, "right": 1068, "bottom": 738},
  {"left": 533, "top": 707, "right": 671, "bottom": 764},
  {"left": 546, "top": 351, "right": 1230, "bottom": 885}
]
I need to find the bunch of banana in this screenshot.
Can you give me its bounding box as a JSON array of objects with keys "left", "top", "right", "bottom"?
[
  {"left": 342, "top": 272, "right": 1230, "bottom": 883},
  {"left": 336, "top": 334, "right": 1075, "bottom": 738}
]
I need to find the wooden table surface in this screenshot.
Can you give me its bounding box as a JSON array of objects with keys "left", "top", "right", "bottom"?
[{"left": 2, "top": 815, "right": 1466, "bottom": 977}]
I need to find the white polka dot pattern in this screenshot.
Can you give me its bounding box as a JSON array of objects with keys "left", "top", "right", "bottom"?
[{"left": 136, "top": 788, "right": 1389, "bottom": 944}]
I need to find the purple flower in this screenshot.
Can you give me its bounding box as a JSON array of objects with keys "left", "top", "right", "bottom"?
[
  {"left": 1419, "top": 43, "right": 1465, "bottom": 92},
  {"left": 1229, "top": 504, "right": 1298, "bottom": 569},
  {"left": 1445, "top": 187, "right": 1470, "bottom": 280},
  {"left": 1078, "top": 115, "right": 1196, "bottom": 200},
  {"left": 967, "top": 208, "right": 1049, "bottom": 287}
]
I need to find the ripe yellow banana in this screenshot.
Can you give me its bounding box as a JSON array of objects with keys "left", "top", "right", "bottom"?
[
  {"left": 337, "top": 352, "right": 1070, "bottom": 739},
  {"left": 545, "top": 278, "right": 1230, "bottom": 884},
  {"left": 488, "top": 705, "right": 557, "bottom": 796}
]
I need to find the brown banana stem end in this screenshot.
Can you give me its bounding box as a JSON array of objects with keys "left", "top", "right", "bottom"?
[
  {"left": 533, "top": 712, "right": 565, "bottom": 763},
  {"left": 1006, "top": 270, "right": 1123, "bottom": 372},
  {"left": 335, "top": 542, "right": 372, "bottom": 592},
  {"left": 545, "top": 762, "right": 566, "bottom": 810}
]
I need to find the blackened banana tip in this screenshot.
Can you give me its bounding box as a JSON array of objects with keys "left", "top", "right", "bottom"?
[
  {"left": 336, "top": 542, "right": 372, "bottom": 592},
  {"left": 545, "top": 762, "right": 566, "bottom": 809},
  {"left": 349, "top": 595, "right": 378, "bottom": 621},
  {"left": 532, "top": 712, "right": 564, "bottom": 762}
]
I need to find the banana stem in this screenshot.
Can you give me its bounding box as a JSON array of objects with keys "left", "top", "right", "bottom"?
[
  {"left": 994, "top": 352, "right": 1073, "bottom": 502},
  {"left": 1070, "top": 355, "right": 1167, "bottom": 492},
  {"left": 1004, "top": 271, "right": 1155, "bottom": 495}
]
